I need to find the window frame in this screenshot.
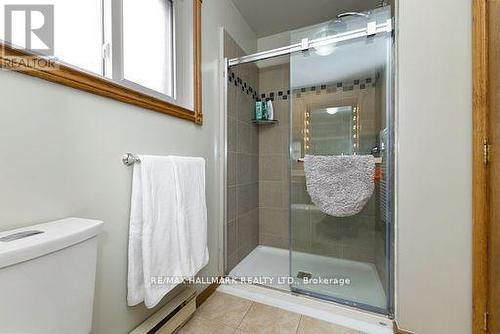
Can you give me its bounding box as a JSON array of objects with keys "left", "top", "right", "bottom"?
[
  {"left": 0, "top": 0, "right": 203, "bottom": 124},
  {"left": 106, "top": 0, "right": 176, "bottom": 103}
]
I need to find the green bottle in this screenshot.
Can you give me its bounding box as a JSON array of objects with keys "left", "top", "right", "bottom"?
[{"left": 255, "top": 100, "right": 263, "bottom": 120}]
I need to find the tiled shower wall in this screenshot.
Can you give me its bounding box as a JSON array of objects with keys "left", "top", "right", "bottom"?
[
  {"left": 224, "top": 32, "right": 260, "bottom": 272},
  {"left": 258, "top": 64, "right": 291, "bottom": 248}
]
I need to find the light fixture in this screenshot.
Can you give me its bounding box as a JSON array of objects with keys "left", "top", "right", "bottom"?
[
  {"left": 313, "top": 25, "right": 337, "bottom": 57},
  {"left": 315, "top": 43, "right": 336, "bottom": 57},
  {"left": 326, "top": 107, "right": 339, "bottom": 115}
]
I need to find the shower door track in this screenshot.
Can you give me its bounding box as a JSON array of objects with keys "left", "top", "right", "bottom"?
[{"left": 227, "top": 19, "right": 392, "bottom": 67}]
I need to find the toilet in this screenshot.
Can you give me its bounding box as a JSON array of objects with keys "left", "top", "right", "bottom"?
[{"left": 0, "top": 217, "right": 103, "bottom": 333}]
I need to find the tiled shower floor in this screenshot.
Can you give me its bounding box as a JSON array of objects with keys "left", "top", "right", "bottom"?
[{"left": 229, "top": 246, "right": 386, "bottom": 309}]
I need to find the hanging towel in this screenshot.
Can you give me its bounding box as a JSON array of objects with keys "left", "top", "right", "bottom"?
[
  {"left": 171, "top": 156, "right": 209, "bottom": 284},
  {"left": 127, "top": 155, "right": 208, "bottom": 308},
  {"left": 303, "top": 155, "right": 375, "bottom": 217}
]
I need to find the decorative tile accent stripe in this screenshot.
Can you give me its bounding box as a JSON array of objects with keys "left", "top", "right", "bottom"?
[
  {"left": 227, "top": 71, "right": 376, "bottom": 102},
  {"left": 260, "top": 78, "right": 376, "bottom": 100},
  {"left": 227, "top": 69, "right": 259, "bottom": 100},
  {"left": 259, "top": 93, "right": 289, "bottom": 101},
  {"left": 259, "top": 78, "right": 376, "bottom": 101}
]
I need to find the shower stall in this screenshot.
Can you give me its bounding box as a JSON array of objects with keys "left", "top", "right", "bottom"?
[{"left": 223, "top": 5, "right": 394, "bottom": 316}]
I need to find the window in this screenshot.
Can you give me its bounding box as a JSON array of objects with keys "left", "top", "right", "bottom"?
[
  {"left": 104, "top": 0, "right": 182, "bottom": 103},
  {"left": 121, "top": 0, "right": 174, "bottom": 97},
  {"left": 0, "top": 0, "right": 103, "bottom": 74},
  {"left": 0, "top": 0, "right": 202, "bottom": 123}
]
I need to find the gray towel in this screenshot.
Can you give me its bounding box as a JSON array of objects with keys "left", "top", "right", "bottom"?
[{"left": 303, "top": 155, "right": 375, "bottom": 217}]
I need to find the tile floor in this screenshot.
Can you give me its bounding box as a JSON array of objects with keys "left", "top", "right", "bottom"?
[{"left": 177, "top": 292, "right": 366, "bottom": 334}]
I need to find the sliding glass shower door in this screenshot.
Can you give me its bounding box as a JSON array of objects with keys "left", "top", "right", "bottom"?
[{"left": 289, "top": 7, "right": 394, "bottom": 315}]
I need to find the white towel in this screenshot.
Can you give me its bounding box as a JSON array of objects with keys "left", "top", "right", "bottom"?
[{"left": 127, "top": 155, "right": 208, "bottom": 308}]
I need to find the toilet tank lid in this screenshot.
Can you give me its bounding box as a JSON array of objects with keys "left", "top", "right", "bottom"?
[{"left": 0, "top": 218, "right": 103, "bottom": 269}]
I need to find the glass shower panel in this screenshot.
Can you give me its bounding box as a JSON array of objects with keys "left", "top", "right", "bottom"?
[{"left": 289, "top": 7, "right": 393, "bottom": 314}]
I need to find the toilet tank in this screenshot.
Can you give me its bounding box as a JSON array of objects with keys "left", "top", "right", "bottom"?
[{"left": 0, "top": 218, "right": 103, "bottom": 334}]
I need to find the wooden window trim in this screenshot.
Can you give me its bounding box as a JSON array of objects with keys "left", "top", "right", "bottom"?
[{"left": 0, "top": 0, "right": 203, "bottom": 125}]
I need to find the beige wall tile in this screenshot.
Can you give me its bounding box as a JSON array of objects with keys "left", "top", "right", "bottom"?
[
  {"left": 259, "top": 126, "right": 284, "bottom": 155},
  {"left": 236, "top": 153, "right": 252, "bottom": 185},
  {"left": 259, "top": 155, "right": 286, "bottom": 182},
  {"left": 237, "top": 183, "right": 256, "bottom": 217},
  {"left": 260, "top": 207, "right": 288, "bottom": 236},
  {"left": 227, "top": 186, "right": 237, "bottom": 221},
  {"left": 228, "top": 116, "right": 237, "bottom": 152},
  {"left": 228, "top": 152, "right": 237, "bottom": 187},
  {"left": 238, "top": 209, "right": 258, "bottom": 252},
  {"left": 237, "top": 121, "right": 251, "bottom": 154},
  {"left": 227, "top": 219, "right": 237, "bottom": 259},
  {"left": 259, "top": 181, "right": 285, "bottom": 208},
  {"left": 260, "top": 234, "right": 289, "bottom": 249}
]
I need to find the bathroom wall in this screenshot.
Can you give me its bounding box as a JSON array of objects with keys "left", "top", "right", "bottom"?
[
  {"left": 258, "top": 64, "right": 291, "bottom": 248},
  {"left": 224, "top": 32, "right": 260, "bottom": 272},
  {"left": 0, "top": 0, "right": 257, "bottom": 333},
  {"left": 396, "top": 0, "right": 472, "bottom": 332}
]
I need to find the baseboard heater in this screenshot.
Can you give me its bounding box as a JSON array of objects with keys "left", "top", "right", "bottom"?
[{"left": 129, "top": 287, "right": 197, "bottom": 334}]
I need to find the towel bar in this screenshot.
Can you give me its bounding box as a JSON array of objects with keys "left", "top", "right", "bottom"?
[{"left": 122, "top": 153, "right": 141, "bottom": 166}]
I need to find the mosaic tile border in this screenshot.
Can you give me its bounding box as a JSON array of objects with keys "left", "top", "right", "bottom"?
[
  {"left": 262, "top": 78, "right": 377, "bottom": 101},
  {"left": 227, "top": 69, "right": 259, "bottom": 100},
  {"left": 227, "top": 70, "right": 376, "bottom": 102}
]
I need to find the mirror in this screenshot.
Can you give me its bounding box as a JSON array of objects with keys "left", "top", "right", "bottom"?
[{"left": 307, "top": 106, "right": 356, "bottom": 155}]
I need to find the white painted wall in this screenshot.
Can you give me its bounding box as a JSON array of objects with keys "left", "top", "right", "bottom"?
[
  {"left": 396, "top": 0, "right": 472, "bottom": 333},
  {"left": 0, "top": 0, "right": 256, "bottom": 333}
]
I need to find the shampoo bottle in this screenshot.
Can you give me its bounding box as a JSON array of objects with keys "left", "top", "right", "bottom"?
[
  {"left": 266, "top": 99, "right": 274, "bottom": 120},
  {"left": 255, "top": 100, "right": 263, "bottom": 120},
  {"left": 262, "top": 99, "right": 268, "bottom": 120}
]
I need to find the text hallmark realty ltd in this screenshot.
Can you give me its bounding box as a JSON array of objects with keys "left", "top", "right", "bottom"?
[{"left": 150, "top": 276, "right": 352, "bottom": 286}]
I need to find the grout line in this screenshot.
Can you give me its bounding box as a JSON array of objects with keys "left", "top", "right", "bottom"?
[
  {"left": 235, "top": 300, "right": 254, "bottom": 330},
  {"left": 295, "top": 315, "right": 304, "bottom": 334}
]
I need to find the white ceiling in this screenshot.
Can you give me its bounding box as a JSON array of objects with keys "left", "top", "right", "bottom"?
[{"left": 231, "top": 0, "right": 383, "bottom": 38}]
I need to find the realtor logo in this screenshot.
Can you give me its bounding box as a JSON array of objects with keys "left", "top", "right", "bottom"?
[{"left": 4, "top": 5, "right": 54, "bottom": 56}]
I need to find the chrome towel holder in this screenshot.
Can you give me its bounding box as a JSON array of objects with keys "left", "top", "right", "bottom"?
[{"left": 122, "top": 153, "right": 141, "bottom": 166}]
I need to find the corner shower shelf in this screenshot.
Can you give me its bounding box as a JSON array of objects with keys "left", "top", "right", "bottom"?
[{"left": 252, "top": 119, "right": 279, "bottom": 125}]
